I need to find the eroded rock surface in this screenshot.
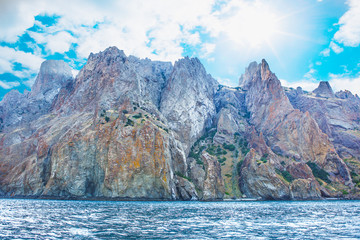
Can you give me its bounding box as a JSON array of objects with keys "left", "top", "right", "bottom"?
[
  {"left": 160, "top": 57, "right": 217, "bottom": 154},
  {"left": 237, "top": 60, "right": 354, "bottom": 199},
  {"left": 0, "top": 60, "right": 73, "bottom": 131},
  {"left": 0, "top": 47, "right": 359, "bottom": 200},
  {"left": 286, "top": 83, "right": 360, "bottom": 160}
]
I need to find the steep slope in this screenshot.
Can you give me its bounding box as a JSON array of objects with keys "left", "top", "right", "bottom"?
[
  {"left": 56, "top": 47, "right": 173, "bottom": 114},
  {"left": 0, "top": 47, "right": 180, "bottom": 199},
  {"left": 0, "top": 60, "right": 73, "bottom": 131},
  {"left": 286, "top": 83, "right": 360, "bottom": 159},
  {"left": 286, "top": 82, "right": 360, "bottom": 190},
  {"left": 237, "top": 60, "right": 353, "bottom": 199},
  {"left": 160, "top": 57, "right": 217, "bottom": 154}
]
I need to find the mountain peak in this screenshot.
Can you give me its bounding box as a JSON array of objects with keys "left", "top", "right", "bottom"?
[
  {"left": 239, "top": 59, "right": 272, "bottom": 89},
  {"left": 238, "top": 61, "right": 257, "bottom": 88},
  {"left": 175, "top": 57, "right": 203, "bottom": 70},
  {"left": 83, "top": 46, "right": 128, "bottom": 75},
  {"left": 89, "top": 46, "right": 126, "bottom": 60},
  {"left": 1, "top": 89, "right": 22, "bottom": 105},
  {"left": 170, "top": 57, "right": 213, "bottom": 86},
  {"left": 335, "top": 89, "right": 355, "bottom": 99},
  {"left": 261, "top": 59, "right": 269, "bottom": 71},
  {"left": 30, "top": 60, "right": 73, "bottom": 99},
  {"left": 313, "top": 81, "right": 335, "bottom": 98},
  {"left": 261, "top": 59, "right": 271, "bottom": 80}
]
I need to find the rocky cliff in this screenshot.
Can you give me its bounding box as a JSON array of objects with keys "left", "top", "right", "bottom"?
[
  {"left": 237, "top": 60, "right": 352, "bottom": 199},
  {"left": 286, "top": 82, "right": 360, "bottom": 195},
  {"left": 0, "top": 46, "right": 359, "bottom": 200}
]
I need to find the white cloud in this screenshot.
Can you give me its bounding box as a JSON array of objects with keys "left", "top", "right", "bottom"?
[
  {"left": 333, "top": 0, "right": 360, "bottom": 47},
  {"left": 0, "top": 0, "right": 224, "bottom": 92},
  {"left": 66, "top": 0, "right": 214, "bottom": 61},
  {"left": 212, "top": 1, "right": 283, "bottom": 48},
  {"left": 200, "top": 43, "right": 216, "bottom": 58},
  {"left": 32, "top": 0, "right": 216, "bottom": 61},
  {"left": 320, "top": 42, "right": 344, "bottom": 57},
  {"left": 330, "top": 41, "right": 344, "bottom": 54},
  {"left": 280, "top": 79, "right": 319, "bottom": 92},
  {"left": 328, "top": 73, "right": 360, "bottom": 95},
  {"left": 0, "top": 58, "right": 13, "bottom": 73},
  {"left": 280, "top": 73, "right": 360, "bottom": 96},
  {"left": 71, "top": 69, "right": 79, "bottom": 78},
  {"left": 2, "top": 0, "right": 356, "bottom": 95},
  {"left": 320, "top": 48, "right": 330, "bottom": 57},
  {"left": 0, "top": 80, "right": 20, "bottom": 89},
  {"left": 303, "top": 67, "right": 317, "bottom": 81},
  {"left": 0, "top": 0, "right": 41, "bottom": 42},
  {"left": 31, "top": 31, "right": 76, "bottom": 54},
  {"left": 0, "top": 0, "right": 291, "bottom": 63},
  {"left": 216, "top": 77, "right": 238, "bottom": 87},
  {"left": 0, "top": 46, "right": 44, "bottom": 78}
]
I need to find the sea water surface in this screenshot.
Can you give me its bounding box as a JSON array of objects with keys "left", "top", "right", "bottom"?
[{"left": 0, "top": 199, "right": 359, "bottom": 239}]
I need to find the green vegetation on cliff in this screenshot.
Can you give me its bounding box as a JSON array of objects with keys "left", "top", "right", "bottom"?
[{"left": 306, "top": 162, "right": 330, "bottom": 184}]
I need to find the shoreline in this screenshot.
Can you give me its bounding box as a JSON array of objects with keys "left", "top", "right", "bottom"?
[{"left": 1, "top": 195, "right": 359, "bottom": 202}]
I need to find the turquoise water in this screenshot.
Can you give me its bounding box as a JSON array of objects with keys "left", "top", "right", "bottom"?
[{"left": 0, "top": 199, "right": 359, "bottom": 239}]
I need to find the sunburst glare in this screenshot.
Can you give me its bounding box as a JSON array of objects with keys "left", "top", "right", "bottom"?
[{"left": 220, "top": 2, "right": 283, "bottom": 48}]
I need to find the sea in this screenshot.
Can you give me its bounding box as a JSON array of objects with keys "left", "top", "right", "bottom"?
[{"left": 0, "top": 199, "right": 359, "bottom": 239}]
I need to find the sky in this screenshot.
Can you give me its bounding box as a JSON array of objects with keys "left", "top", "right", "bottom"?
[{"left": 0, "top": 0, "right": 359, "bottom": 99}]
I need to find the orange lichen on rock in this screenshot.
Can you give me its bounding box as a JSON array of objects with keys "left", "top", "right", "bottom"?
[{"left": 37, "top": 138, "right": 49, "bottom": 158}]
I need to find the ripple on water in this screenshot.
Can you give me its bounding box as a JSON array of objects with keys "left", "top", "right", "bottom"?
[{"left": 0, "top": 200, "right": 360, "bottom": 239}]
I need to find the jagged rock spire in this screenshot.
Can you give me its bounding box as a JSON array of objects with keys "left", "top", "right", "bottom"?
[
  {"left": 313, "top": 81, "right": 335, "bottom": 98},
  {"left": 31, "top": 60, "right": 73, "bottom": 101}
]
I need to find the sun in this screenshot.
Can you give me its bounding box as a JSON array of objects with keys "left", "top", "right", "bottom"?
[
  {"left": 221, "top": 2, "right": 283, "bottom": 48},
  {"left": 241, "top": 11, "right": 280, "bottom": 47}
]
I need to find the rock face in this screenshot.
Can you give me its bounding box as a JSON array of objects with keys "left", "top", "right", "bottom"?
[
  {"left": 0, "top": 47, "right": 220, "bottom": 200},
  {"left": 0, "top": 47, "right": 359, "bottom": 200},
  {"left": 56, "top": 47, "right": 173, "bottom": 114},
  {"left": 290, "top": 179, "right": 322, "bottom": 200},
  {"left": 239, "top": 61, "right": 330, "bottom": 164},
  {"left": 237, "top": 60, "right": 353, "bottom": 199},
  {"left": 286, "top": 83, "right": 360, "bottom": 160},
  {"left": 312, "top": 81, "right": 335, "bottom": 98},
  {"left": 160, "top": 57, "right": 217, "bottom": 154},
  {"left": 30, "top": 60, "right": 73, "bottom": 100},
  {"left": 0, "top": 60, "right": 73, "bottom": 131},
  {"left": 240, "top": 149, "right": 290, "bottom": 200}
]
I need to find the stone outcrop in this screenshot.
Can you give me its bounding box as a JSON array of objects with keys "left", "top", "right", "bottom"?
[
  {"left": 240, "top": 149, "right": 290, "bottom": 200},
  {"left": 312, "top": 81, "right": 335, "bottom": 98},
  {"left": 290, "top": 179, "right": 322, "bottom": 200},
  {"left": 56, "top": 47, "right": 173, "bottom": 115},
  {"left": 201, "top": 152, "right": 225, "bottom": 200},
  {"left": 0, "top": 60, "right": 73, "bottom": 131},
  {"left": 241, "top": 60, "right": 350, "bottom": 179},
  {"left": 30, "top": 60, "right": 73, "bottom": 101}
]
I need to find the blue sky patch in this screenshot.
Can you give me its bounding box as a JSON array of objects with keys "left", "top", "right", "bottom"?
[{"left": 34, "top": 14, "right": 61, "bottom": 27}]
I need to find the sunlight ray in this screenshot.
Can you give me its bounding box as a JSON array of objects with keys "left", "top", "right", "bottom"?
[
  {"left": 265, "top": 39, "right": 284, "bottom": 70},
  {"left": 275, "top": 30, "right": 323, "bottom": 44}
]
